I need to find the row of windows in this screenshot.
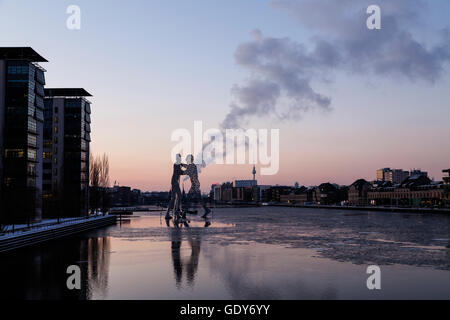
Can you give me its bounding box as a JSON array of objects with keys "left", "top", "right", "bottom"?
[
  {"left": 27, "top": 135, "right": 37, "bottom": 147},
  {"left": 4, "top": 147, "right": 38, "bottom": 159},
  {"left": 43, "top": 152, "right": 52, "bottom": 159},
  {"left": 8, "top": 65, "right": 29, "bottom": 75},
  {"left": 65, "top": 101, "right": 82, "bottom": 108},
  {"left": 28, "top": 118, "right": 37, "bottom": 133},
  {"left": 5, "top": 149, "right": 24, "bottom": 158}
]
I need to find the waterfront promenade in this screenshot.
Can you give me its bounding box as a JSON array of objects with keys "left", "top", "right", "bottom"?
[{"left": 0, "top": 215, "right": 116, "bottom": 253}]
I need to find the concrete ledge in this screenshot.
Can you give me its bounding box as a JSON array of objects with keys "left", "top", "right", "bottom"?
[{"left": 0, "top": 215, "right": 117, "bottom": 253}]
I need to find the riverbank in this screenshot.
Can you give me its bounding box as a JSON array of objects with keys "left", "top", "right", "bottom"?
[
  {"left": 209, "top": 202, "right": 450, "bottom": 214},
  {"left": 270, "top": 203, "right": 450, "bottom": 214},
  {"left": 0, "top": 215, "right": 116, "bottom": 253}
]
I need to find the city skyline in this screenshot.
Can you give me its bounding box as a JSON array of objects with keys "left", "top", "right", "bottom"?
[{"left": 1, "top": 0, "right": 450, "bottom": 192}]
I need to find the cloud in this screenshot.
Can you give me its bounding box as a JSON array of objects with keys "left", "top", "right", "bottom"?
[
  {"left": 221, "top": 30, "right": 333, "bottom": 129},
  {"left": 221, "top": 0, "right": 450, "bottom": 129}
]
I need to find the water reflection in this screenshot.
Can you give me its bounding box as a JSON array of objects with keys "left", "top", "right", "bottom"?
[
  {"left": 167, "top": 217, "right": 210, "bottom": 289},
  {"left": 0, "top": 234, "right": 112, "bottom": 300},
  {"left": 1, "top": 208, "right": 450, "bottom": 300}
]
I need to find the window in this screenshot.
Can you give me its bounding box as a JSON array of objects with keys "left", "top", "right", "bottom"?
[
  {"left": 54, "top": 126, "right": 58, "bottom": 134},
  {"left": 44, "top": 141, "right": 52, "bottom": 148},
  {"left": 5, "top": 149, "right": 24, "bottom": 158},
  {"left": 36, "top": 109, "right": 44, "bottom": 121},
  {"left": 28, "top": 106, "right": 36, "bottom": 117},
  {"left": 28, "top": 118, "right": 37, "bottom": 133},
  {"left": 27, "top": 135, "right": 37, "bottom": 147},
  {"left": 43, "top": 152, "right": 52, "bottom": 159},
  {"left": 27, "top": 163, "right": 36, "bottom": 176},
  {"left": 54, "top": 158, "right": 57, "bottom": 165},
  {"left": 8, "top": 65, "right": 28, "bottom": 74},
  {"left": 27, "top": 149, "right": 37, "bottom": 160}
]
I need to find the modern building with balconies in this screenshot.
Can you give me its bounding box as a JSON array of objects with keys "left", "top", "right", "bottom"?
[
  {"left": 0, "top": 47, "right": 47, "bottom": 224},
  {"left": 43, "top": 88, "right": 92, "bottom": 217}
]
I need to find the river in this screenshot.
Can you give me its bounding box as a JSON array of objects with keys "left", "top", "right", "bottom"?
[{"left": 1, "top": 207, "right": 449, "bottom": 300}]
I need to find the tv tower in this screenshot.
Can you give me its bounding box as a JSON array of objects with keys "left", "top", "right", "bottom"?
[{"left": 252, "top": 165, "right": 256, "bottom": 181}]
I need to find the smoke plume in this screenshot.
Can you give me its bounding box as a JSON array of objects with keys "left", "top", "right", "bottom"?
[{"left": 221, "top": 0, "right": 450, "bottom": 129}]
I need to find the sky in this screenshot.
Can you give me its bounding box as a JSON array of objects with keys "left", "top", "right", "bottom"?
[{"left": 1, "top": 0, "right": 450, "bottom": 192}]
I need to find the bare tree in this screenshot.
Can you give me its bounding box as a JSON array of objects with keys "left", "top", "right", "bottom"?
[
  {"left": 89, "top": 153, "right": 111, "bottom": 214},
  {"left": 90, "top": 152, "right": 101, "bottom": 188},
  {"left": 99, "top": 153, "right": 110, "bottom": 188}
]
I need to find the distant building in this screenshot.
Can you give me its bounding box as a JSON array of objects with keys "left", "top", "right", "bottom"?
[
  {"left": 348, "top": 179, "right": 371, "bottom": 206},
  {"left": 313, "top": 183, "right": 341, "bottom": 205},
  {"left": 377, "top": 168, "right": 410, "bottom": 184},
  {"left": 386, "top": 169, "right": 410, "bottom": 184},
  {"left": 377, "top": 168, "right": 391, "bottom": 181},
  {"left": 43, "top": 88, "right": 92, "bottom": 217},
  {"left": 410, "top": 169, "right": 428, "bottom": 178},
  {"left": 213, "top": 182, "right": 233, "bottom": 202},
  {"left": 368, "top": 174, "right": 443, "bottom": 207},
  {"left": 280, "top": 186, "right": 314, "bottom": 205},
  {"left": 0, "top": 47, "right": 48, "bottom": 223},
  {"left": 111, "top": 186, "right": 132, "bottom": 206},
  {"left": 261, "top": 186, "right": 292, "bottom": 203},
  {"left": 443, "top": 169, "right": 450, "bottom": 207},
  {"left": 233, "top": 180, "right": 257, "bottom": 188}
]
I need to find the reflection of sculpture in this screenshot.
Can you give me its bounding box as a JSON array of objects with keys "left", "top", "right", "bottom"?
[{"left": 169, "top": 227, "right": 201, "bottom": 289}]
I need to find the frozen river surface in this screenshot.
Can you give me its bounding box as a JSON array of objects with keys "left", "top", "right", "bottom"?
[{"left": 1, "top": 207, "right": 449, "bottom": 300}]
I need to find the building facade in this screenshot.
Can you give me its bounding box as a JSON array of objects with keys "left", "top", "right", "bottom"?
[
  {"left": 377, "top": 168, "right": 410, "bottom": 184},
  {"left": 279, "top": 186, "right": 314, "bottom": 205},
  {"left": 233, "top": 180, "right": 257, "bottom": 188},
  {"left": 368, "top": 174, "right": 443, "bottom": 207},
  {"left": 443, "top": 169, "right": 450, "bottom": 207},
  {"left": 376, "top": 168, "right": 391, "bottom": 181},
  {"left": 0, "top": 47, "right": 47, "bottom": 223},
  {"left": 348, "top": 179, "right": 371, "bottom": 206},
  {"left": 43, "top": 88, "right": 92, "bottom": 217}
]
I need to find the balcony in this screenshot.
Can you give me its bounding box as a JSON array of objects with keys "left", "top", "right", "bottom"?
[
  {"left": 35, "top": 96, "right": 44, "bottom": 109},
  {"left": 35, "top": 83, "right": 45, "bottom": 97},
  {"left": 35, "top": 69, "right": 45, "bottom": 85},
  {"left": 36, "top": 109, "right": 44, "bottom": 122}
]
